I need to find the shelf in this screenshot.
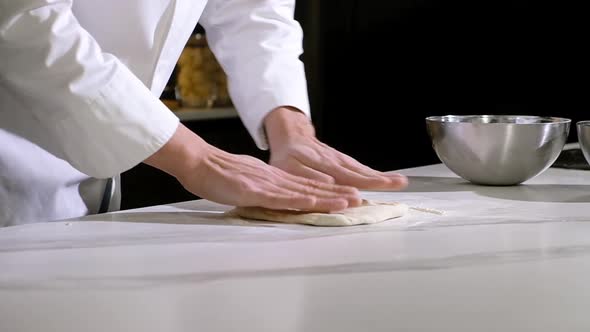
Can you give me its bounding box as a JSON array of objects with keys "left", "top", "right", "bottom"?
[{"left": 173, "top": 107, "right": 239, "bottom": 122}]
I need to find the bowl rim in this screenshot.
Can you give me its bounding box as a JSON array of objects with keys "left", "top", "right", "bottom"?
[
  {"left": 426, "top": 115, "right": 572, "bottom": 124},
  {"left": 576, "top": 120, "right": 590, "bottom": 127}
]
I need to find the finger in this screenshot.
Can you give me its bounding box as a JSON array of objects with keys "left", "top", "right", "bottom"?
[
  {"left": 384, "top": 171, "right": 408, "bottom": 179},
  {"left": 251, "top": 190, "right": 349, "bottom": 212},
  {"left": 272, "top": 166, "right": 360, "bottom": 196},
  {"left": 308, "top": 159, "right": 394, "bottom": 189},
  {"left": 294, "top": 149, "right": 405, "bottom": 189},
  {"left": 383, "top": 172, "right": 409, "bottom": 188},
  {"left": 212, "top": 155, "right": 360, "bottom": 209},
  {"left": 270, "top": 162, "right": 349, "bottom": 191},
  {"left": 236, "top": 176, "right": 353, "bottom": 212},
  {"left": 338, "top": 157, "right": 408, "bottom": 189},
  {"left": 277, "top": 161, "right": 336, "bottom": 184},
  {"left": 340, "top": 154, "right": 385, "bottom": 175},
  {"left": 266, "top": 174, "right": 362, "bottom": 207},
  {"left": 285, "top": 150, "right": 386, "bottom": 188},
  {"left": 337, "top": 153, "right": 393, "bottom": 178}
]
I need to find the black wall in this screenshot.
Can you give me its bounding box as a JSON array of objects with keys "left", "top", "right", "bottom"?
[{"left": 304, "top": 0, "right": 585, "bottom": 172}]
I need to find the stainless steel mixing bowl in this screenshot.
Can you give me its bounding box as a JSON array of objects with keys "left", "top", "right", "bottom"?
[
  {"left": 426, "top": 115, "right": 571, "bottom": 185},
  {"left": 577, "top": 121, "right": 590, "bottom": 166}
]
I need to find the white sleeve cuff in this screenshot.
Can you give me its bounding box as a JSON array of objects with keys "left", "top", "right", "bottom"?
[
  {"left": 54, "top": 64, "right": 180, "bottom": 178},
  {"left": 235, "top": 62, "right": 311, "bottom": 150}
]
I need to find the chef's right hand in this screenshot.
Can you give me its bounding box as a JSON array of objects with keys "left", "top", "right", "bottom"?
[{"left": 144, "top": 124, "right": 362, "bottom": 212}]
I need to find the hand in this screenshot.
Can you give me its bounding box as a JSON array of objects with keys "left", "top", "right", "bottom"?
[
  {"left": 145, "top": 124, "right": 362, "bottom": 212},
  {"left": 264, "top": 107, "right": 408, "bottom": 190}
]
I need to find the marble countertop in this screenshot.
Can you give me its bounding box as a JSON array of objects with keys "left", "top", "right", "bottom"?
[{"left": 2, "top": 164, "right": 590, "bottom": 332}]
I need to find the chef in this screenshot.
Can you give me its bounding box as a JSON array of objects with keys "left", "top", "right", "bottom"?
[{"left": 0, "top": 0, "right": 407, "bottom": 227}]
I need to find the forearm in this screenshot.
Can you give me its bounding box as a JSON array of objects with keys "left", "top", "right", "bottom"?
[
  {"left": 144, "top": 124, "right": 207, "bottom": 181},
  {"left": 264, "top": 106, "right": 316, "bottom": 151}
]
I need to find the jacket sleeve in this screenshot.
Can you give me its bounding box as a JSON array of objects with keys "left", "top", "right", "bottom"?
[
  {"left": 199, "top": 0, "right": 311, "bottom": 150},
  {"left": 0, "top": 0, "right": 179, "bottom": 179}
]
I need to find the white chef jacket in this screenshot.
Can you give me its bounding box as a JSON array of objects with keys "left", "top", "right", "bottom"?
[{"left": 0, "top": 0, "right": 310, "bottom": 226}]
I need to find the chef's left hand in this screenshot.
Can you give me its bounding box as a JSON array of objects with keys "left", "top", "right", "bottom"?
[{"left": 264, "top": 107, "right": 408, "bottom": 190}]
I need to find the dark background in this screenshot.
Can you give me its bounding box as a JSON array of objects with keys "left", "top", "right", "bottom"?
[{"left": 120, "top": 0, "right": 586, "bottom": 210}]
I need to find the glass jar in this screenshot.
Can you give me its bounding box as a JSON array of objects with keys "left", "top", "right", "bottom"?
[{"left": 176, "top": 32, "right": 232, "bottom": 108}]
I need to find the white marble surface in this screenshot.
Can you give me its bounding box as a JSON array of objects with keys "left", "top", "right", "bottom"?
[{"left": 2, "top": 164, "right": 590, "bottom": 332}]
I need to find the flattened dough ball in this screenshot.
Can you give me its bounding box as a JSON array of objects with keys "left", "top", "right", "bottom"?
[{"left": 227, "top": 200, "right": 409, "bottom": 227}]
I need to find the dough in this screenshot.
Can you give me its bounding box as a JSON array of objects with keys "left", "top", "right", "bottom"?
[{"left": 226, "top": 200, "right": 409, "bottom": 227}]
